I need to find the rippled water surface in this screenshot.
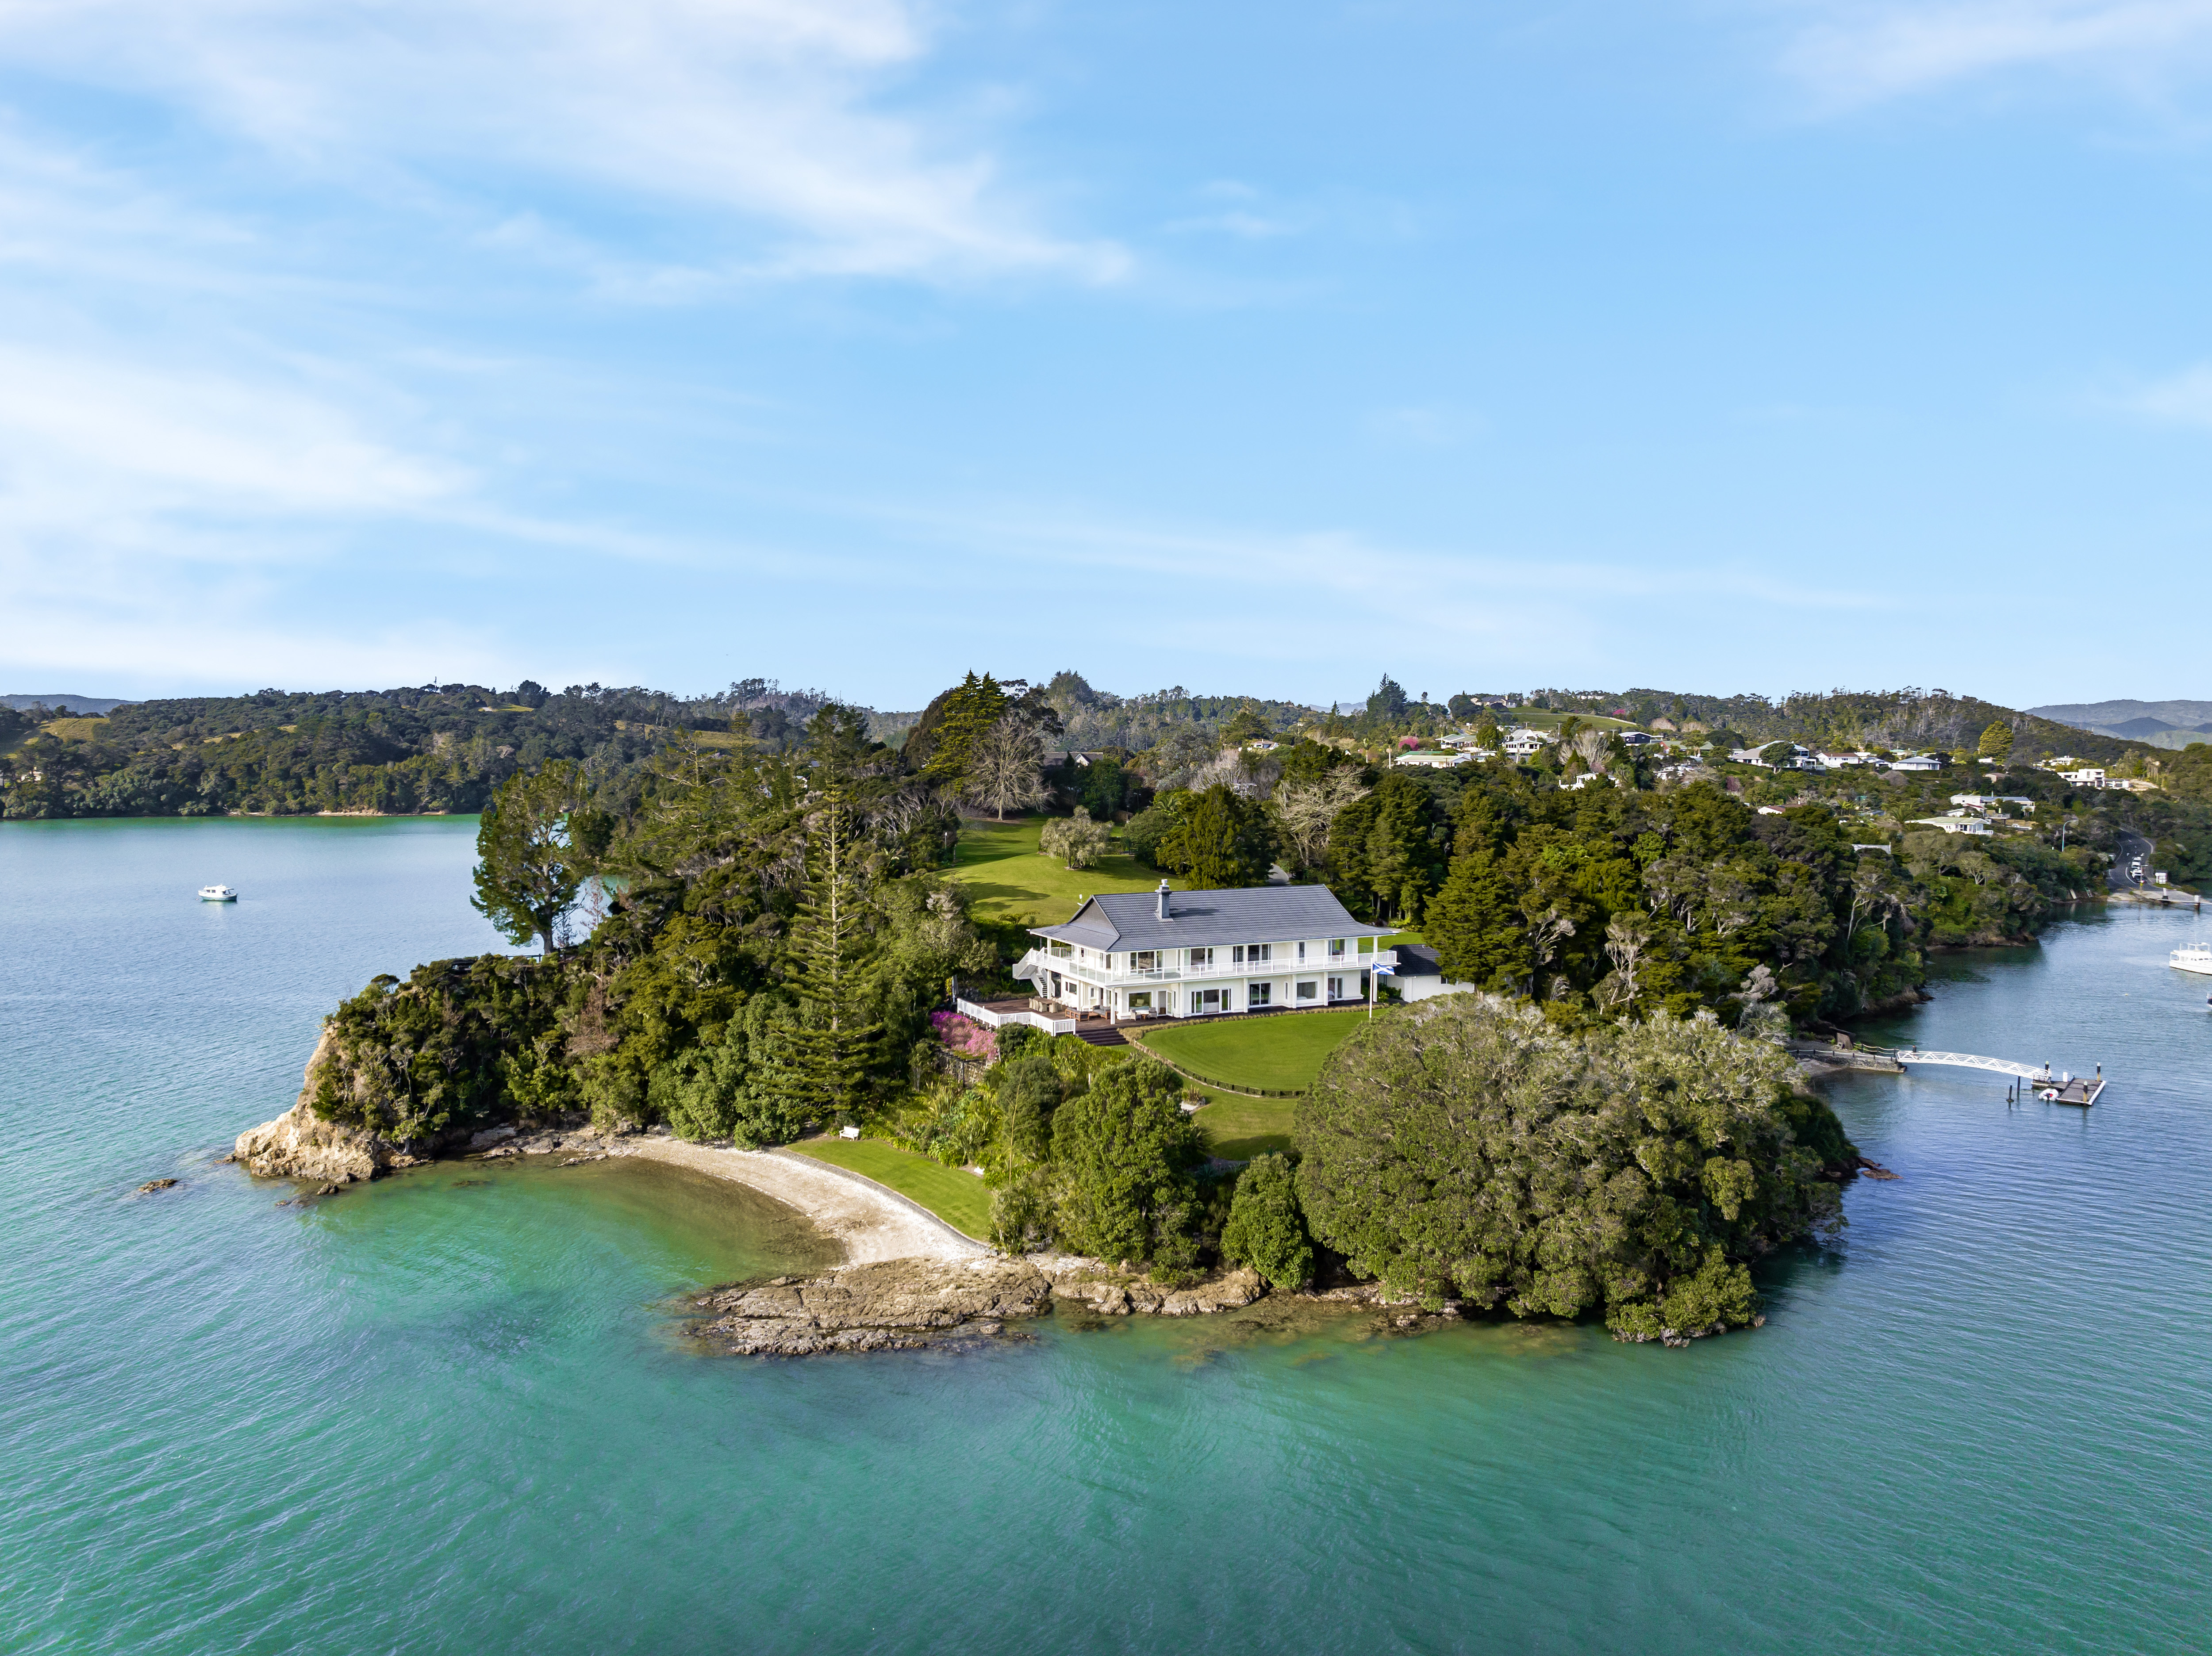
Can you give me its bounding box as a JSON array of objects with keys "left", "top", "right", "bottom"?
[{"left": 4, "top": 820, "right": 2209, "bottom": 1653}]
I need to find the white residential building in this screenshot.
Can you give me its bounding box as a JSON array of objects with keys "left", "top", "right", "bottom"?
[
  {"left": 1906, "top": 814, "right": 1994, "bottom": 837},
  {"left": 1502, "top": 728, "right": 1552, "bottom": 759},
  {"left": 2058, "top": 768, "right": 2105, "bottom": 787},
  {"left": 1001, "top": 882, "right": 1397, "bottom": 1024},
  {"left": 1395, "top": 749, "right": 1474, "bottom": 768}
]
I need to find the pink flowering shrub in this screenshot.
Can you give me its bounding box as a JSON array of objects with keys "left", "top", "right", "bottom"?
[
  {"left": 1398, "top": 736, "right": 1421, "bottom": 749},
  {"left": 930, "top": 1009, "right": 997, "bottom": 1062}
]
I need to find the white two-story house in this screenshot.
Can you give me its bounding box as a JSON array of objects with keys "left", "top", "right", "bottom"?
[{"left": 1006, "top": 880, "right": 1397, "bottom": 1023}]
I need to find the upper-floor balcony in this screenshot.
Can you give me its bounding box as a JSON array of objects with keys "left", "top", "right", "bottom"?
[{"left": 1018, "top": 947, "right": 1394, "bottom": 989}]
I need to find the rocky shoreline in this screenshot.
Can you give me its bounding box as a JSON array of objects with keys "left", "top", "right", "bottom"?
[
  {"left": 680, "top": 1254, "right": 1488, "bottom": 1357},
  {"left": 230, "top": 1036, "right": 1759, "bottom": 1360}
]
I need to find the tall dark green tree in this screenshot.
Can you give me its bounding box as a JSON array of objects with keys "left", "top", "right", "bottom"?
[
  {"left": 1051, "top": 1059, "right": 1208, "bottom": 1277},
  {"left": 1155, "top": 784, "right": 1275, "bottom": 888},
  {"left": 784, "top": 788, "right": 884, "bottom": 1118},
  {"left": 1219, "top": 1153, "right": 1313, "bottom": 1289},
  {"left": 1327, "top": 772, "right": 1448, "bottom": 923},
  {"left": 912, "top": 672, "right": 1011, "bottom": 791},
  {"left": 1367, "top": 675, "right": 1409, "bottom": 721},
  {"left": 470, "top": 760, "right": 592, "bottom": 955}
]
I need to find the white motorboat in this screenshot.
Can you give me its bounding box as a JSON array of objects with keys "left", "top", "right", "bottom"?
[
  {"left": 198, "top": 884, "right": 238, "bottom": 903},
  {"left": 2169, "top": 943, "right": 2212, "bottom": 976}
]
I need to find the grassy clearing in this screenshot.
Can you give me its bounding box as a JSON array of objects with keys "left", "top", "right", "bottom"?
[
  {"left": 783, "top": 1138, "right": 992, "bottom": 1238},
  {"left": 944, "top": 816, "right": 1160, "bottom": 925},
  {"left": 41, "top": 717, "right": 110, "bottom": 742},
  {"left": 1133, "top": 1007, "right": 1368, "bottom": 1094},
  {"left": 1182, "top": 1082, "right": 1299, "bottom": 1160}
]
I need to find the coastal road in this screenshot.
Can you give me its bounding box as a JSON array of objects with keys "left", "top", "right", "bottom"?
[{"left": 2111, "top": 828, "right": 2154, "bottom": 891}]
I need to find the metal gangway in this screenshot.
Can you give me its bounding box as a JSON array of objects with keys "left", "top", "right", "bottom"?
[
  {"left": 1793, "top": 1041, "right": 2106, "bottom": 1104},
  {"left": 1886, "top": 1049, "right": 2105, "bottom": 1106},
  {"left": 1888, "top": 1050, "right": 2049, "bottom": 1079}
]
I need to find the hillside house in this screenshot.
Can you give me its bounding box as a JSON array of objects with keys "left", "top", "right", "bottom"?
[
  {"left": 1906, "top": 815, "right": 1993, "bottom": 837},
  {"left": 994, "top": 881, "right": 1398, "bottom": 1027}
]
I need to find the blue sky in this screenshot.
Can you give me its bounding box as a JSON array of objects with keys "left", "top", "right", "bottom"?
[{"left": 2, "top": 0, "right": 2210, "bottom": 712}]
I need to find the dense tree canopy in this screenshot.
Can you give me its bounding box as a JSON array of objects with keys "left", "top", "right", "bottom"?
[
  {"left": 1294, "top": 997, "right": 1853, "bottom": 1337},
  {"left": 1050, "top": 1059, "right": 1211, "bottom": 1277},
  {"left": 1153, "top": 785, "right": 1277, "bottom": 889}
]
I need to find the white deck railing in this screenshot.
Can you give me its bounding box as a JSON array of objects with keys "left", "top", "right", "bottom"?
[{"left": 1017, "top": 947, "right": 1393, "bottom": 990}]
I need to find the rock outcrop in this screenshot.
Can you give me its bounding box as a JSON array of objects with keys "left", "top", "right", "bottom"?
[
  {"left": 233, "top": 1030, "right": 425, "bottom": 1182},
  {"left": 1047, "top": 1266, "right": 1265, "bottom": 1319},
  {"left": 690, "top": 1258, "right": 1057, "bottom": 1355},
  {"left": 686, "top": 1257, "right": 1269, "bottom": 1357}
]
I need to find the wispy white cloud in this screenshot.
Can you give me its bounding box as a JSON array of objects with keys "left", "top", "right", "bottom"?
[
  {"left": 1366, "top": 405, "right": 1486, "bottom": 448},
  {"left": 1782, "top": 0, "right": 2212, "bottom": 103},
  {"left": 2112, "top": 360, "right": 2212, "bottom": 424},
  {"left": 0, "top": 344, "right": 464, "bottom": 522},
  {"left": 0, "top": 0, "right": 1123, "bottom": 284}
]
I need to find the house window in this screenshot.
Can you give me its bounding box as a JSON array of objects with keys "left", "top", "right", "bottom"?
[
  {"left": 1296, "top": 980, "right": 1318, "bottom": 1001},
  {"left": 1189, "top": 947, "right": 1215, "bottom": 969},
  {"left": 1328, "top": 939, "right": 1346, "bottom": 958},
  {"left": 1296, "top": 941, "right": 1307, "bottom": 962},
  {"left": 1191, "top": 988, "right": 1225, "bottom": 1013},
  {"left": 1327, "top": 976, "right": 1344, "bottom": 1000},
  {"left": 1129, "top": 991, "right": 1152, "bottom": 1011},
  {"left": 1248, "top": 981, "right": 1272, "bottom": 1007},
  {"left": 1131, "top": 950, "right": 1160, "bottom": 972}
]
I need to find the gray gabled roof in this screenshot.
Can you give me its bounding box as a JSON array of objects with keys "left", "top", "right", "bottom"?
[{"left": 1031, "top": 884, "right": 1394, "bottom": 952}]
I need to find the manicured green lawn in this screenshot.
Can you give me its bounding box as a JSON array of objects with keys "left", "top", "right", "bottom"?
[
  {"left": 944, "top": 816, "right": 1160, "bottom": 925},
  {"left": 784, "top": 1138, "right": 994, "bottom": 1239},
  {"left": 1134, "top": 1007, "right": 1369, "bottom": 1094},
  {"left": 1184, "top": 1083, "right": 1299, "bottom": 1161}
]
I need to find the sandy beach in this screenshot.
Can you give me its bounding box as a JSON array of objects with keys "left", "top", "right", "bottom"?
[{"left": 620, "top": 1137, "right": 988, "bottom": 1265}]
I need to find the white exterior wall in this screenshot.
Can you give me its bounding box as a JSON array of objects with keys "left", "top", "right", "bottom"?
[{"left": 1032, "top": 933, "right": 1384, "bottom": 1019}]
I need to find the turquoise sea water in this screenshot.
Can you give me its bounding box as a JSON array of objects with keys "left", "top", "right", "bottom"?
[{"left": 4, "top": 819, "right": 2210, "bottom": 1653}]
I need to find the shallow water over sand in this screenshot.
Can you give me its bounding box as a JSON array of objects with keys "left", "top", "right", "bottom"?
[{"left": 3, "top": 819, "right": 2208, "bottom": 1652}]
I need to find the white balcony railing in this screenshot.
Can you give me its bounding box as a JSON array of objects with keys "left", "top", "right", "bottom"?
[{"left": 1017, "top": 947, "right": 1394, "bottom": 991}]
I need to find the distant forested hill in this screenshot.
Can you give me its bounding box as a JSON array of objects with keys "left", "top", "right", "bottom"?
[
  {"left": 1620, "top": 686, "right": 2151, "bottom": 768},
  {"left": 1041, "top": 671, "right": 1310, "bottom": 754},
  {"left": 1, "top": 694, "right": 133, "bottom": 713},
  {"left": 2027, "top": 699, "right": 2212, "bottom": 749},
  {"left": 0, "top": 678, "right": 853, "bottom": 819}
]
